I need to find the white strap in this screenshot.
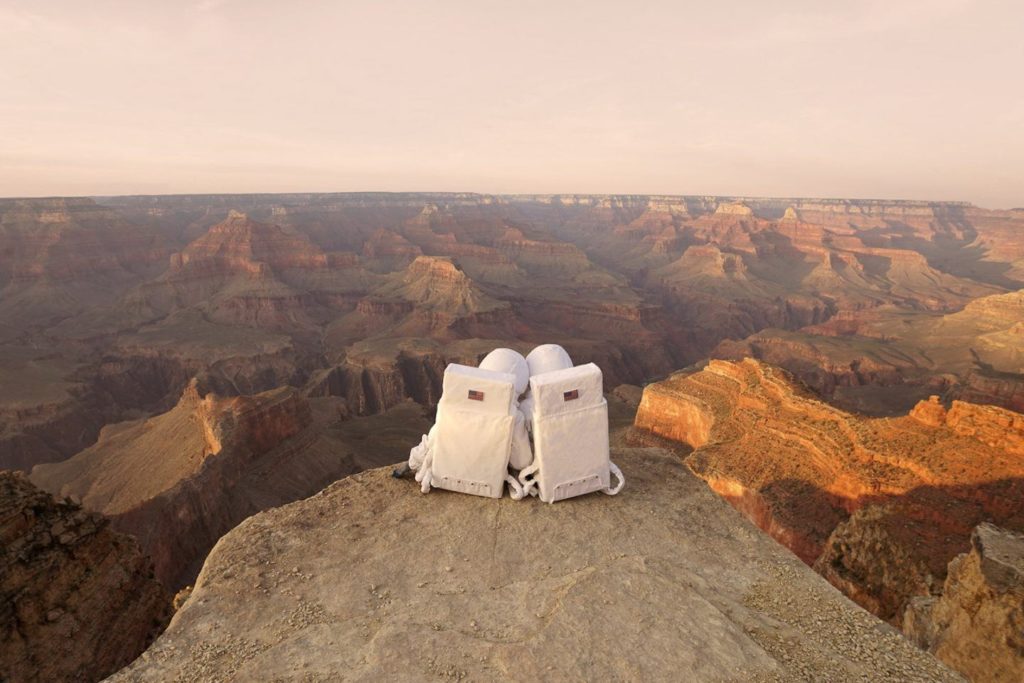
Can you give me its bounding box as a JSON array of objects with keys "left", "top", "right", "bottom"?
[
  {"left": 603, "top": 461, "right": 624, "bottom": 495},
  {"left": 408, "top": 434, "right": 429, "bottom": 471},
  {"left": 505, "top": 474, "right": 525, "bottom": 500},
  {"left": 517, "top": 463, "right": 540, "bottom": 497},
  {"left": 415, "top": 449, "right": 434, "bottom": 494}
]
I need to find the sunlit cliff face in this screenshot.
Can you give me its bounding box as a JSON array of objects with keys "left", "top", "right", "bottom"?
[{"left": 633, "top": 358, "right": 1024, "bottom": 627}]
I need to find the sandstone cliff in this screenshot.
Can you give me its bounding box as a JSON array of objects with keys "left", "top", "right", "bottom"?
[
  {"left": 117, "top": 211, "right": 376, "bottom": 333},
  {"left": 633, "top": 359, "right": 1024, "bottom": 677},
  {"left": 345, "top": 255, "right": 514, "bottom": 339},
  {"left": 0, "top": 472, "right": 171, "bottom": 683},
  {"left": 904, "top": 524, "right": 1024, "bottom": 683},
  {"left": 28, "top": 376, "right": 433, "bottom": 592},
  {"left": 110, "top": 449, "right": 957, "bottom": 682},
  {"left": 31, "top": 380, "right": 316, "bottom": 588},
  {"left": 910, "top": 396, "right": 1024, "bottom": 453}
]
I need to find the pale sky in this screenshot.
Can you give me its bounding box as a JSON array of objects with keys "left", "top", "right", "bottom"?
[{"left": 1, "top": 0, "right": 1022, "bottom": 208}]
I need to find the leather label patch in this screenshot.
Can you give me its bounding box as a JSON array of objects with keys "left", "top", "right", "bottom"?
[
  {"left": 563, "top": 389, "right": 579, "bottom": 401},
  {"left": 468, "top": 390, "right": 485, "bottom": 401}
]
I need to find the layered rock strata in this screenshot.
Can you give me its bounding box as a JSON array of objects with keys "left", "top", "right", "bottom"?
[
  {"left": 31, "top": 380, "right": 314, "bottom": 588},
  {"left": 634, "top": 359, "right": 1024, "bottom": 621},
  {"left": 634, "top": 359, "right": 1024, "bottom": 679}
]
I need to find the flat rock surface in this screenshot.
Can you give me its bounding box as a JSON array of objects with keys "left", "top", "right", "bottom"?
[
  {"left": 974, "top": 522, "right": 1024, "bottom": 588},
  {"left": 110, "top": 448, "right": 959, "bottom": 682}
]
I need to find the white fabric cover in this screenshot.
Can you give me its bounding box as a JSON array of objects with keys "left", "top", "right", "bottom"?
[
  {"left": 408, "top": 363, "right": 524, "bottom": 498},
  {"left": 479, "top": 348, "right": 530, "bottom": 396},
  {"left": 522, "top": 363, "right": 617, "bottom": 503},
  {"left": 521, "top": 344, "right": 574, "bottom": 428},
  {"left": 472, "top": 348, "right": 533, "bottom": 470}
]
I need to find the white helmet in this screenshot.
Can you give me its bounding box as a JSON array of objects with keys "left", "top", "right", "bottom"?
[
  {"left": 525, "top": 344, "right": 573, "bottom": 378},
  {"left": 479, "top": 348, "right": 530, "bottom": 395}
]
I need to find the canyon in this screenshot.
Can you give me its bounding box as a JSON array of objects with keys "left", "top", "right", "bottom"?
[
  {"left": 2, "top": 192, "right": 1023, "bottom": 680},
  {"left": 30, "top": 380, "right": 431, "bottom": 589},
  {"left": 3, "top": 193, "right": 1021, "bottom": 471}
]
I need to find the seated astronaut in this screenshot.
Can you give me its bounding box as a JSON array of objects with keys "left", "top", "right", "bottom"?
[
  {"left": 407, "top": 348, "right": 532, "bottom": 499},
  {"left": 407, "top": 344, "right": 623, "bottom": 502}
]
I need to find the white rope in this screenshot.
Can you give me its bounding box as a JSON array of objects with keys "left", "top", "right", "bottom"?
[
  {"left": 517, "top": 463, "right": 540, "bottom": 497},
  {"left": 408, "top": 434, "right": 429, "bottom": 471},
  {"left": 505, "top": 474, "right": 525, "bottom": 500},
  {"left": 415, "top": 449, "right": 434, "bottom": 494},
  {"left": 602, "top": 461, "right": 624, "bottom": 495}
]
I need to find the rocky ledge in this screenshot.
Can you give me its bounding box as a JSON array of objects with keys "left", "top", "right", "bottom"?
[
  {"left": 112, "top": 449, "right": 956, "bottom": 682},
  {"left": 905, "top": 524, "right": 1024, "bottom": 683},
  {"left": 0, "top": 472, "right": 171, "bottom": 683}
]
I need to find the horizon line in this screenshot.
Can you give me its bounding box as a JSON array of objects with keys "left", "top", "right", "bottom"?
[{"left": 1, "top": 190, "right": 1007, "bottom": 210}]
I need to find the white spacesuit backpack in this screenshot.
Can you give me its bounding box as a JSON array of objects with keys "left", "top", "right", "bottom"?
[
  {"left": 519, "top": 343, "right": 574, "bottom": 430},
  {"left": 478, "top": 348, "right": 533, "bottom": 472},
  {"left": 518, "top": 361, "right": 624, "bottom": 503},
  {"left": 408, "top": 363, "right": 525, "bottom": 499}
]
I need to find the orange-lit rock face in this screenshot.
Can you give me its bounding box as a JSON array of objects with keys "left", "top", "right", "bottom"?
[
  {"left": 634, "top": 378, "right": 714, "bottom": 448},
  {"left": 904, "top": 523, "right": 1024, "bottom": 683},
  {"left": 633, "top": 359, "right": 1024, "bottom": 626},
  {"left": 912, "top": 395, "right": 1024, "bottom": 454}
]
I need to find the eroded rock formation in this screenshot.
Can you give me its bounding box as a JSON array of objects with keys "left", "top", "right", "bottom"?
[
  {"left": 4, "top": 192, "right": 1021, "bottom": 478},
  {"left": 716, "top": 289, "right": 1024, "bottom": 415},
  {"left": 633, "top": 358, "right": 1024, "bottom": 674},
  {"left": 31, "top": 380, "right": 316, "bottom": 588},
  {"left": 630, "top": 358, "right": 1024, "bottom": 679},
  {"left": 0, "top": 472, "right": 171, "bottom": 683},
  {"left": 3, "top": 192, "right": 1024, "bottom": 679},
  {"left": 904, "top": 524, "right": 1024, "bottom": 683}
]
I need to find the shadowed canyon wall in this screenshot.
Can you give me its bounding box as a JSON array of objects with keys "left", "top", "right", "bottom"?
[{"left": 0, "top": 472, "right": 171, "bottom": 683}]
